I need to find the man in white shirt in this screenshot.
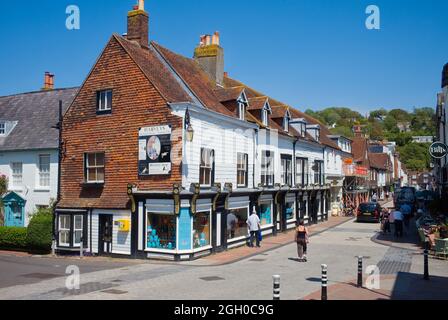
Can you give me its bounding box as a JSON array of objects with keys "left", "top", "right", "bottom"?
[
  {"left": 247, "top": 208, "right": 261, "bottom": 248},
  {"left": 392, "top": 209, "right": 404, "bottom": 238}
]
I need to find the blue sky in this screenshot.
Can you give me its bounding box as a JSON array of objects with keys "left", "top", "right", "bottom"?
[{"left": 0, "top": 0, "right": 446, "bottom": 113}]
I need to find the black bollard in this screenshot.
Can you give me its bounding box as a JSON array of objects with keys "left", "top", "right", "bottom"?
[
  {"left": 424, "top": 239, "right": 430, "bottom": 281},
  {"left": 273, "top": 275, "right": 280, "bottom": 300},
  {"left": 357, "top": 256, "right": 363, "bottom": 288},
  {"left": 321, "top": 264, "right": 328, "bottom": 300}
]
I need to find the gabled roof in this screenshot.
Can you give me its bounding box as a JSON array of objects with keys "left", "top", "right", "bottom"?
[
  {"left": 0, "top": 88, "right": 78, "bottom": 151},
  {"left": 369, "top": 153, "right": 391, "bottom": 171},
  {"left": 247, "top": 96, "right": 270, "bottom": 111},
  {"left": 270, "top": 105, "right": 291, "bottom": 119},
  {"left": 214, "top": 86, "right": 245, "bottom": 103},
  {"left": 352, "top": 137, "right": 370, "bottom": 166}
]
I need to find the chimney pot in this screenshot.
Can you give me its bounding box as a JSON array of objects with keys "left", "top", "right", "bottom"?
[{"left": 43, "top": 72, "right": 54, "bottom": 90}]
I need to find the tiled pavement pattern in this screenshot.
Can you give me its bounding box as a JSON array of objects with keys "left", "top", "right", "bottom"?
[{"left": 377, "top": 247, "right": 413, "bottom": 275}]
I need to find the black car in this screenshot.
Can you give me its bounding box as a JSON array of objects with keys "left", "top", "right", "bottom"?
[{"left": 356, "top": 202, "right": 382, "bottom": 223}]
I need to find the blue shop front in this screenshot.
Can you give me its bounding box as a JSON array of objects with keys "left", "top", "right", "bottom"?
[{"left": 2, "top": 191, "right": 26, "bottom": 227}]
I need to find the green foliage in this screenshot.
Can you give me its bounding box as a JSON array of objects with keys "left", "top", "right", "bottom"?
[
  {"left": 26, "top": 208, "right": 53, "bottom": 252},
  {"left": 330, "top": 126, "right": 354, "bottom": 138},
  {"left": 397, "top": 143, "right": 431, "bottom": 171},
  {"left": 0, "top": 227, "right": 27, "bottom": 250}
]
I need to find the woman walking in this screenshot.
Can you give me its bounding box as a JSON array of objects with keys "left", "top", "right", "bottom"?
[{"left": 295, "top": 220, "right": 309, "bottom": 262}]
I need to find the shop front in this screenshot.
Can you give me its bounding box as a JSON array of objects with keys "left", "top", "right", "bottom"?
[{"left": 226, "top": 196, "right": 251, "bottom": 249}]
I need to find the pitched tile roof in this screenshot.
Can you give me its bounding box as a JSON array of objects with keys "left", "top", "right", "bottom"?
[
  {"left": 214, "top": 86, "right": 245, "bottom": 103},
  {"left": 352, "top": 137, "right": 370, "bottom": 166},
  {"left": 369, "top": 153, "right": 391, "bottom": 171},
  {"left": 0, "top": 88, "right": 78, "bottom": 151},
  {"left": 247, "top": 96, "right": 269, "bottom": 110}
]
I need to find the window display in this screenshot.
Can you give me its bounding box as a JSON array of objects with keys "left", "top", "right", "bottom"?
[
  {"left": 147, "top": 213, "right": 176, "bottom": 250},
  {"left": 259, "top": 202, "right": 272, "bottom": 226},
  {"left": 227, "top": 207, "right": 248, "bottom": 240},
  {"left": 193, "top": 212, "right": 211, "bottom": 249},
  {"left": 285, "top": 201, "right": 295, "bottom": 221}
]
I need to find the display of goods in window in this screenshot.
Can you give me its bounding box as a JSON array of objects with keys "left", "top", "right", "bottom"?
[{"left": 138, "top": 125, "right": 172, "bottom": 175}]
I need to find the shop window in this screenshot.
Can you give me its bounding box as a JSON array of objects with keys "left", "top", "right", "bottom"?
[
  {"left": 193, "top": 212, "right": 211, "bottom": 249},
  {"left": 199, "top": 148, "right": 214, "bottom": 187},
  {"left": 147, "top": 213, "right": 176, "bottom": 250},
  {"left": 85, "top": 153, "right": 105, "bottom": 184},
  {"left": 285, "top": 201, "right": 296, "bottom": 221},
  {"left": 237, "top": 153, "right": 248, "bottom": 188},
  {"left": 58, "top": 215, "right": 70, "bottom": 247},
  {"left": 259, "top": 202, "right": 273, "bottom": 226},
  {"left": 227, "top": 207, "right": 248, "bottom": 241}
]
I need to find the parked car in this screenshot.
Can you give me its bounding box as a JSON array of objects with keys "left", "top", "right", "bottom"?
[{"left": 356, "top": 202, "right": 382, "bottom": 223}]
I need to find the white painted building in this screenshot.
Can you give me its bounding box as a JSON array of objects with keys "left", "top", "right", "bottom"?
[{"left": 0, "top": 87, "right": 77, "bottom": 226}]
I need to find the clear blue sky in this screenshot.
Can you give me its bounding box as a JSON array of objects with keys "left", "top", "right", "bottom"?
[{"left": 0, "top": 0, "right": 446, "bottom": 113}]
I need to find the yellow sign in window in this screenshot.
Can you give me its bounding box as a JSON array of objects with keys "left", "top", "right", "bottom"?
[{"left": 116, "top": 219, "right": 130, "bottom": 232}]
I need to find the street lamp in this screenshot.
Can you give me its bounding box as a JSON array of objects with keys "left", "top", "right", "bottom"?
[{"left": 185, "top": 108, "right": 194, "bottom": 142}]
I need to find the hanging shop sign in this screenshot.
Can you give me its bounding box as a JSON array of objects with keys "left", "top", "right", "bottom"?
[
  {"left": 429, "top": 142, "right": 448, "bottom": 159},
  {"left": 139, "top": 125, "right": 172, "bottom": 175}
]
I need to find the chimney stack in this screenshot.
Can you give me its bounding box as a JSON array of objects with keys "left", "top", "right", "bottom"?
[
  {"left": 353, "top": 125, "right": 363, "bottom": 137},
  {"left": 43, "top": 72, "right": 54, "bottom": 90},
  {"left": 443, "top": 62, "right": 448, "bottom": 89},
  {"left": 127, "top": 0, "right": 149, "bottom": 48},
  {"left": 194, "top": 31, "right": 224, "bottom": 86}
]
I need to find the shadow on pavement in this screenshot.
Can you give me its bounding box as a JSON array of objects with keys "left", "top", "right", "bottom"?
[{"left": 390, "top": 272, "right": 448, "bottom": 300}]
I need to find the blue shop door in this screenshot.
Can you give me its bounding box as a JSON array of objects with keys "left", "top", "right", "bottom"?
[
  {"left": 5, "top": 202, "right": 25, "bottom": 227},
  {"left": 3, "top": 192, "right": 26, "bottom": 227}
]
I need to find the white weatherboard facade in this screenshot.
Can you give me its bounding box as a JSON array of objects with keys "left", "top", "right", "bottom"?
[{"left": 0, "top": 149, "right": 58, "bottom": 226}]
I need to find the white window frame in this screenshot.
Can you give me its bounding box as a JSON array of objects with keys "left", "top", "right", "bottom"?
[
  {"left": 11, "top": 162, "right": 23, "bottom": 188},
  {"left": 237, "top": 153, "right": 248, "bottom": 188},
  {"left": 58, "top": 215, "right": 70, "bottom": 247},
  {"left": 199, "top": 148, "right": 214, "bottom": 187},
  {"left": 261, "top": 151, "right": 274, "bottom": 187},
  {"left": 281, "top": 156, "right": 292, "bottom": 186},
  {"left": 238, "top": 102, "right": 245, "bottom": 121},
  {"left": 38, "top": 154, "right": 51, "bottom": 188},
  {"left": 97, "top": 90, "right": 112, "bottom": 112},
  {"left": 0, "top": 122, "right": 5, "bottom": 135},
  {"left": 85, "top": 153, "right": 105, "bottom": 183},
  {"left": 73, "top": 215, "right": 83, "bottom": 247}
]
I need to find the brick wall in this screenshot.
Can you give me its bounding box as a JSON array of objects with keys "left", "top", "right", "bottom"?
[{"left": 59, "top": 37, "right": 183, "bottom": 209}]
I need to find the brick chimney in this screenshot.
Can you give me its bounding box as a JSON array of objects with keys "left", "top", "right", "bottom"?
[
  {"left": 194, "top": 31, "right": 224, "bottom": 86},
  {"left": 43, "top": 72, "right": 54, "bottom": 90},
  {"left": 127, "top": 0, "right": 149, "bottom": 48},
  {"left": 443, "top": 62, "right": 448, "bottom": 89},
  {"left": 353, "top": 125, "right": 363, "bottom": 137}
]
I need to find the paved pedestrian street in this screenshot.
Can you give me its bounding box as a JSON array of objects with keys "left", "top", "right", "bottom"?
[{"left": 1, "top": 212, "right": 446, "bottom": 300}]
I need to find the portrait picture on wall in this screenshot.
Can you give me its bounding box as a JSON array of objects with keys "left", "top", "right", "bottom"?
[{"left": 139, "top": 125, "right": 172, "bottom": 176}]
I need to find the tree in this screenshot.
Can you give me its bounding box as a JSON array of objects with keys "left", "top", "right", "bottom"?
[
  {"left": 330, "top": 126, "right": 354, "bottom": 138},
  {"left": 384, "top": 115, "right": 398, "bottom": 132},
  {"left": 369, "top": 108, "right": 388, "bottom": 121},
  {"left": 369, "top": 120, "right": 384, "bottom": 141}
]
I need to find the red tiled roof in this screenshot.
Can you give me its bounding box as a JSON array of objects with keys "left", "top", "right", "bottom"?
[
  {"left": 369, "top": 153, "right": 391, "bottom": 171},
  {"left": 352, "top": 137, "right": 369, "bottom": 166},
  {"left": 247, "top": 96, "right": 269, "bottom": 110},
  {"left": 150, "top": 41, "right": 234, "bottom": 117},
  {"left": 271, "top": 105, "right": 289, "bottom": 119},
  {"left": 214, "top": 86, "right": 245, "bottom": 102}
]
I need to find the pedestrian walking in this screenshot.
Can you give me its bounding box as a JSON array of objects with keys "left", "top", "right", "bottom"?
[
  {"left": 372, "top": 193, "right": 378, "bottom": 202},
  {"left": 392, "top": 208, "right": 404, "bottom": 238},
  {"left": 381, "top": 208, "right": 391, "bottom": 234},
  {"left": 400, "top": 203, "right": 412, "bottom": 233},
  {"left": 295, "top": 220, "right": 309, "bottom": 262},
  {"left": 386, "top": 191, "right": 390, "bottom": 202},
  {"left": 246, "top": 208, "right": 261, "bottom": 248}
]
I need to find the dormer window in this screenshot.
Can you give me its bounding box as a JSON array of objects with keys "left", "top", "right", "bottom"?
[
  {"left": 0, "top": 120, "right": 18, "bottom": 137},
  {"left": 283, "top": 110, "right": 291, "bottom": 132},
  {"left": 261, "top": 101, "right": 272, "bottom": 127},
  {"left": 306, "top": 124, "right": 320, "bottom": 142},
  {"left": 237, "top": 91, "right": 248, "bottom": 121}
]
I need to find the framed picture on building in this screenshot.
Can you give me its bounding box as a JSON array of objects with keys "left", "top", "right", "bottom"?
[{"left": 138, "top": 125, "right": 172, "bottom": 175}]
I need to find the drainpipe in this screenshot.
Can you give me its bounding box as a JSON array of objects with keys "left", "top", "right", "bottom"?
[{"left": 52, "top": 100, "right": 63, "bottom": 245}]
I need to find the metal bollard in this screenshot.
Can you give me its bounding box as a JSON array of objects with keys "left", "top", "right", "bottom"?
[
  {"left": 321, "top": 264, "right": 328, "bottom": 300},
  {"left": 273, "top": 275, "right": 280, "bottom": 300},
  {"left": 51, "top": 239, "right": 56, "bottom": 257},
  {"left": 424, "top": 239, "right": 429, "bottom": 281},
  {"left": 80, "top": 237, "right": 84, "bottom": 259},
  {"left": 357, "top": 256, "right": 363, "bottom": 288}
]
